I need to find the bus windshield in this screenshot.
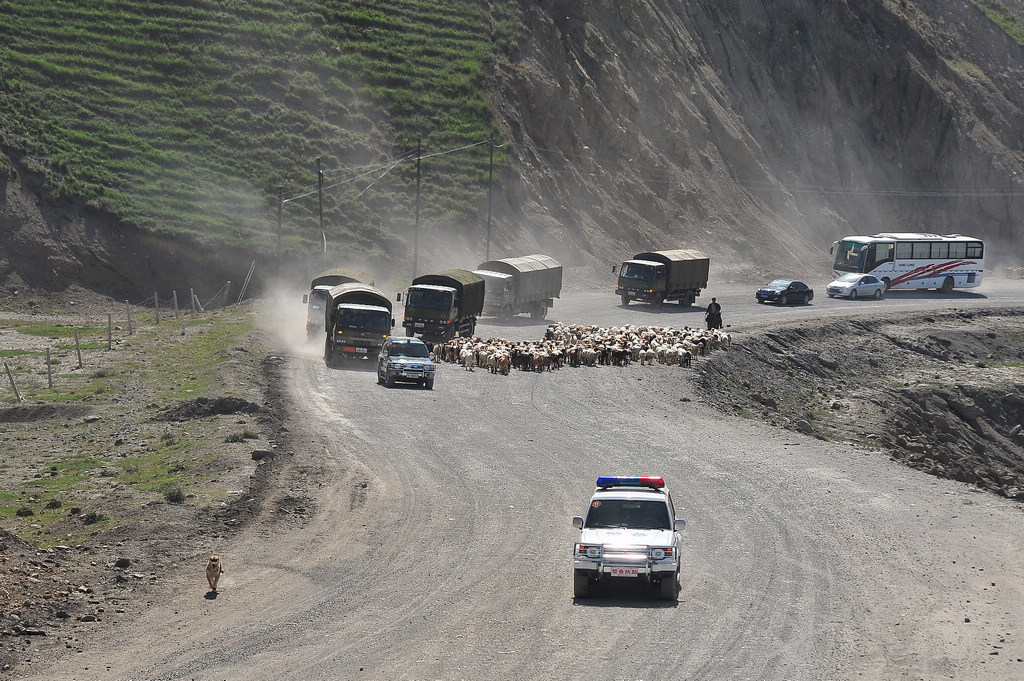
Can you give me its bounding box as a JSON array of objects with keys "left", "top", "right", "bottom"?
[{"left": 833, "top": 240, "right": 868, "bottom": 273}]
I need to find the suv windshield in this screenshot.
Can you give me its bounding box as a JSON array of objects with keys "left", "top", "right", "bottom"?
[
  {"left": 585, "top": 499, "right": 670, "bottom": 530},
  {"left": 390, "top": 342, "right": 429, "bottom": 358}
]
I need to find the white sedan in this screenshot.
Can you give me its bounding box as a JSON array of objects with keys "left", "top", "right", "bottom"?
[{"left": 826, "top": 273, "right": 886, "bottom": 299}]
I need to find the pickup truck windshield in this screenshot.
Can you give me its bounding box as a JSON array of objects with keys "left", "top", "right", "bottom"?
[{"left": 585, "top": 499, "right": 670, "bottom": 530}]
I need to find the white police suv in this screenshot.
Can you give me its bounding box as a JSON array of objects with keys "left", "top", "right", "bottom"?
[{"left": 572, "top": 476, "right": 685, "bottom": 600}]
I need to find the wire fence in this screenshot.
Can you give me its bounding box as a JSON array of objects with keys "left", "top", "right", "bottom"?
[{"left": 1, "top": 265, "right": 256, "bottom": 403}]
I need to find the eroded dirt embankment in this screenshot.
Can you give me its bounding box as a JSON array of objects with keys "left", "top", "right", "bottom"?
[{"left": 697, "top": 308, "right": 1024, "bottom": 500}]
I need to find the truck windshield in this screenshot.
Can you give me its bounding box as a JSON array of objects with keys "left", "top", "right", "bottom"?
[
  {"left": 406, "top": 288, "right": 453, "bottom": 311},
  {"left": 308, "top": 290, "right": 329, "bottom": 310},
  {"left": 618, "top": 262, "right": 658, "bottom": 281},
  {"left": 335, "top": 309, "right": 391, "bottom": 333},
  {"left": 585, "top": 499, "right": 670, "bottom": 530}
]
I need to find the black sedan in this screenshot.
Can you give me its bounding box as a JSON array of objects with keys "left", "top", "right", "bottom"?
[{"left": 755, "top": 279, "right": 814, "bottom": 305}]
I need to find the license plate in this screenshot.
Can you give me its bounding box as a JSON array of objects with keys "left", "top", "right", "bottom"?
[
  {"left": 609, "top": 567, "right": 639, "bottom": 577},
  {"left": 414, "top": 323, "right": 425, "bottom": 328},
  {"left": 341, "top": 346, "right": 366, "bottom": 353}
]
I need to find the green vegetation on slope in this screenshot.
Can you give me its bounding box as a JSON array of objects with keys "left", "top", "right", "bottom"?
[
  {"left": 973, "top": 1, "right": 1024, "bottom": 45},
  {"left": 0, "top": 0, "right": 521, "bottom": 258}
]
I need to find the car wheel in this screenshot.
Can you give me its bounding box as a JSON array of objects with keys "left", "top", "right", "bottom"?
[
  {"left": 779, "top": 294, "right": 788, "bottom": 305},
  {"left": 873, "top": 289, "right": 882, "bottom": 300},
  {"left": 849, "top": 289, "right": 858, "bottom": 299},
  {"left": 659, "top": 575, "right": 678, "bottom": 601},
  {"left": 573, "top": 571, "right": 591, "bottom": 598},
  {"left": 757, "top": 298, "right": 765, "bottom": 304},
  {"left": 804, "top": 292, "right": 813, "bottom": 304},
  {"left": 827, "top": 293, "right": 835, "bottom": 298}
]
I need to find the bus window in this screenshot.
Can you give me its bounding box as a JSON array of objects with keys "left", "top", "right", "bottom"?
[
  {"left": 896, "top": 242, "right": 913, "bottom": 259},
  {"left": 931, "top": 242, "right": 949, "bottom": 259},
  {"left": 911, "top": 242, "right": 931, "bottom": 259},
  {"left": 949, "top": 242, "right": 966, "bottom": 258},
  {"left": 874, "top": 243, "right": 893, "bottom": 266},
  {"left": 966, "top": 241, "right": 983, "bottom": 258}
]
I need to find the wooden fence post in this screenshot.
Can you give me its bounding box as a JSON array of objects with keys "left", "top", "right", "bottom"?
[
  {"left": 107, "top": 313, "right": 112, "bottom": 350},
  {"left": 126, "top": 300, "right": 133, "bottom": 335},
  {"left": 173, "top": 291, "right": 180, "bottom": 319},
  {"left": 154, "top": 292, "right": 160, "bottom": 324},
  {"left": 73, "top": 327, "right": 83, "bottom": 369},
  {"left": 4, "top": 363, "right": 23, "bottom": 402},
  {"left": 46, "top": 348, "right": 53, "bottom": 389}
]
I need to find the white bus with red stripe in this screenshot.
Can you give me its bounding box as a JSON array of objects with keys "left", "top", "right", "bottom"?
[{"left": 830, "top": 232, "right": 984, "bottom": 292}]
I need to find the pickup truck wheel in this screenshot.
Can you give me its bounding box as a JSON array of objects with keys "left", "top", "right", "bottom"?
[
  {"left": 620, "top": 295, "right": 630, "bottom": 306},
  {"left": 659, "top": 575, "right": 678, "bottom": 601},
  {"left": 573, "top": 571, "right": 591, "bottom": 598}
]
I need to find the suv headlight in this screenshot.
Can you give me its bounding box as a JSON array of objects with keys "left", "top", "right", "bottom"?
[
  {"left": 576, "top": 543, "right": 601, "bottom": 559},
  {"left": 649, "top": 547, "right": 675, "bottom": 561}
]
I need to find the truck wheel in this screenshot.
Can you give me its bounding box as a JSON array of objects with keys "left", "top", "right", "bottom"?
[
  {"left": 424, "top": 378, "right": 434, "bottom": 390},
  {"left": 679, "top": 292, "right": 695, "bottom": 307},
  {"left": 501, "top": 306, "right": 512, "bottom": 322},
  {"left": 659, "top": 575, "right": 678, "bottom": 601},
  {"left": 573, "top": 571, "right": 591, "bottom": 598},
  {"left": 620, "top": 295, "right": 630, "bottom": 306},
  {"left": 531, "top": 303, "right": 547, "bottom": 320}
]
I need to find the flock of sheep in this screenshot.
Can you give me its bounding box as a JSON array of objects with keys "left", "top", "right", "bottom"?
[{"left": 431, "top": 322, "right": 732, "bottom": 375}]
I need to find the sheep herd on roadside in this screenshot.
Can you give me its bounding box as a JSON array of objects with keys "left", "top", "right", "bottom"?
[{"left": 430, "top": 322, "right": 731, "bottom": 375}]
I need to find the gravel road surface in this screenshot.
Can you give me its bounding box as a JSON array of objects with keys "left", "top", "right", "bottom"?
[{"left": 33, "top": 278, "right": 1024, "bottom": 681}]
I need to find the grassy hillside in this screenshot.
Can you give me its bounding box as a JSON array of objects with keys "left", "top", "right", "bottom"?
[{"left": 0, "top": 0, "right": 521, "bottom": 258}]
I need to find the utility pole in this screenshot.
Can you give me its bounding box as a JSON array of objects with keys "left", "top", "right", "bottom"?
[
  {"left": 486, "top": 134, "right": 494, "bottom": 261},
  {"left": 413, "top": 137, "right": 421, "bottom": 279},
  {"left": 276, "top": 186, "right": 283, "bottom": 276},
  {"left": 317, "top": 156, "right": 326, "bottom": 269}
]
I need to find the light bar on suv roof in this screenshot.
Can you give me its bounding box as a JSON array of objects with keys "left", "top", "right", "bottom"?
[{"left": 596, "top": 476, "right": 665, "bottom": 489}]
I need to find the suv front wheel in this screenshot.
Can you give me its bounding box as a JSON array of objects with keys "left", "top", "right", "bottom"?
[
  {"left": 659, "top": 574, "right": 678, "bottom": 600},
  {"left": 573, "top": 571, "right": 591, "bottom": 598}
]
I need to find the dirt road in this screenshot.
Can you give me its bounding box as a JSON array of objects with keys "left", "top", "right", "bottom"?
[{"left": 30, "top": 279, "right": 1024, "bottom": 680}]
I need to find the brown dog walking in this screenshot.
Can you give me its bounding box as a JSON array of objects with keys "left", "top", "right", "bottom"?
[{"left": 205, "top": 555, "right": 225, "bottom": 591}]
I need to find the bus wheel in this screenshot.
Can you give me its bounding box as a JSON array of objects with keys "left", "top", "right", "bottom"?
[
  {"left": 940, "top": 277, "right": 954, "bottom": 293},
  {"left": 881, "top": 277, "right": 891, "bottom": 290}
]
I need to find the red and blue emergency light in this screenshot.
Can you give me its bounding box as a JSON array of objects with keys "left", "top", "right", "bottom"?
[{"left": 596, "top": 475, "right": 665, "bottom": 489}]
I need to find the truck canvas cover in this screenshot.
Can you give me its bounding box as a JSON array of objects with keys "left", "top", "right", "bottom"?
[
  {"left": 411, "top": 269, "right": 485, "bottom": 317},
  {"left": 630, "top": 250, "right": 710, "bottom": 288},
  {"left": 475, "top": 254, "right": 562, "bottom": 300},
  {"left": 311, "top": 267, "right": 375, "bottom": 289}
]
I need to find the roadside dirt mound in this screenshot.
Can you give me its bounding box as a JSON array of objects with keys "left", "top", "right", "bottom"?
[
  {"left": 0, "top": 404, "right": 95, "bottom": 423},
  {"left": 158, "top": 396, "right": 265, "bottom": 421},
  {"left": 697, "top": 308, "right": 1024, "bottom": 501}
]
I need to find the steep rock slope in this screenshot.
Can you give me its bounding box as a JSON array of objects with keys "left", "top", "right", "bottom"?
[{"left": 489, "top": 0, "right": 1024, "bottom": 278}]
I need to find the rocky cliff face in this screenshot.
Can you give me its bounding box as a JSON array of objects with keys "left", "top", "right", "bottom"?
[
  {"left": 490, "top": 0, "right": 1024, "bottom": 278},
  {"left": 2, "top": 1, "right": 1022, "bottom": 294}
]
